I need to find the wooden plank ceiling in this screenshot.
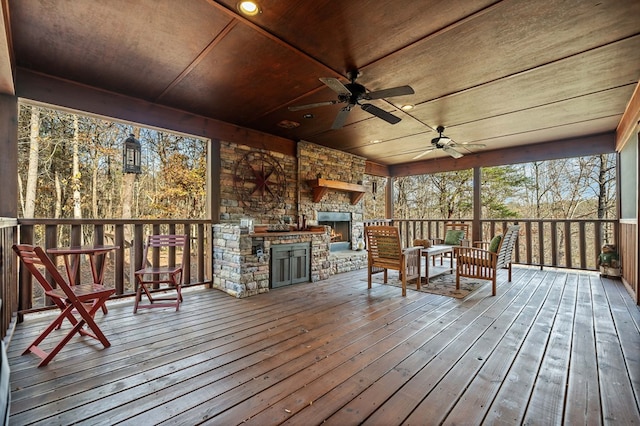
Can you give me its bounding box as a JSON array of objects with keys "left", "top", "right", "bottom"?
[{"left": 4, "top": 0, "right": 640, "bottom": 172}]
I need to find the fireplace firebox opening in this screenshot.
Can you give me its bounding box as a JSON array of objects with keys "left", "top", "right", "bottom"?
[{"left": 317, "top": 212, "right": 351, "bottom": 251}]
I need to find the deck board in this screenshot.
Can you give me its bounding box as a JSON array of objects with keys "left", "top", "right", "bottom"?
[
  {"left": 442, "top": 269, "right": 554, "bottom": 425},
  {"left": 592, "top": 275, "right": 640, "bottom": 424},
  {"left": 564, "top": 273, "right": 601, "bottom": 424},
  {"left": 7, "top": 267, "right": 640, "bottom": 425}
]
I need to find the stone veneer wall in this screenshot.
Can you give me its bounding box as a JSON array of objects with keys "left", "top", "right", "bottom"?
[
  {"left": 218, "top": 140, "right": 370, "bottom": 238},
  {"left": 297, "top": 141, "right": 367, "bottom": 246},
  {"left": 212, "top": 224, "right": 332, "bottom": 298},
  {"left": 218, "top": 142, "right": 298, "bottom": 224},
  {"left": 213, "top": 140, "right": 370, "bottom": 297}
]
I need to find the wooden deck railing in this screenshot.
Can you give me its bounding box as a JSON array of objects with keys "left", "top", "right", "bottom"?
[
  {"left": 7, "top": 216, "right": 622, "bottom": 324},
  {"left": 0, "top": 218, "right": 19, "bottom": 340},
  {"left": 16, "top": 219, "right": 213, "bottom": 318},
  {"left": 382, "top": 218, "right": 618, "bottom": 271}
]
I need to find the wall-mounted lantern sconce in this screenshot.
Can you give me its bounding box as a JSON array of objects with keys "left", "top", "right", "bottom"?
[
  {"left": 123, "top": 133, "right": 141, "bottom": 174},
  {"left": 372, "top": 181, "right": 378, "bottom": 194}
]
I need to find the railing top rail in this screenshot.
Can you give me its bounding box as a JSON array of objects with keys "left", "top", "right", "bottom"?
[
  {"left": 18, "top": 219, "right": 214, "bottom": 225},
  {"left": 0, "top": 217, "right": 18, "bottom": 228},
  {"left": 390, "top": 218, "right": 617, "bottom": 223}
]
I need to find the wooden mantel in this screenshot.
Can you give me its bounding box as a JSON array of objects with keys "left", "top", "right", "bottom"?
[{"left": 308, "top": 178, "right": 366, "bottom": 205}]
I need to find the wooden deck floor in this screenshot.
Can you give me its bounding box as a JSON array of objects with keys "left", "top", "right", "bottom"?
[{"left": 6, "top": 266, "right": 640, "bottom": 425}]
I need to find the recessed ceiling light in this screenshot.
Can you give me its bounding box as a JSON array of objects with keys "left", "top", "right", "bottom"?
[
  {"left": 303, "top": 113, "right": 314, "bottom": 119},
  {"left": 237, "top": 1, "right": 261, "bottom": 16},
  {"left": 369, "top": 139, "right": 382, "bottom": 144},
  {"left": 400, "top": 104, "right": 414, "bottom": 111},
  {"left": 277, "top": 120, "right": 300, "bottom": 129}
]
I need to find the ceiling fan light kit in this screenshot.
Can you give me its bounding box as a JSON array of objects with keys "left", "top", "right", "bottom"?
[
  {"left": 288, "top": 70, "right": 414, "bottom": 129},
  {"left": 413, "top": 125, "right": 486, "bottom": 160}
]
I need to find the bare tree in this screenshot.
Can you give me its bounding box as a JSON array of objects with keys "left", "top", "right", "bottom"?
[
  {"left": 23, "top": 106, "right": 40, "bottom": 218},
  {"left": 72, "top": 114, "right": 82, "bottom": 219}
]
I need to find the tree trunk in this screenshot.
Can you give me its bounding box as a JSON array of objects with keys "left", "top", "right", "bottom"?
[
  {"left": 597, "top": 154, "right": 607, "bottom": 220},
  {"left": 121, "top": 173, "right": 135, "bottom": 219},
  {"left": 18, "top": 174, "right": 24, "bottom": 216},
  {"left": 92, "top": 161, "right": 99, "bottom": 218},
  {"left": 72, "top": 114, "right": 82, "bottom": 219},
  {"left": 55, "top": 171, "right": 62, "bottom": 219},
  {"left": 24, "top": 106, "right": 40, "bottom": 218}
]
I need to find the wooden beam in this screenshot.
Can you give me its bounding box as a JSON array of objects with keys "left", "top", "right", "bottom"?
[
  {"left": 0, "top": 93, "right": 17, "bottom": 217},
  {"left": 390, "top": 133, "right": 616, "bottom": 177},
  {"left": 0, "top": 0, "right": 14, "bottom": 96},
  {"left": 15, "top": 69, "right": 297, "bottom": 157},
  {"left": 385, "top": 177, "right": 393, "bottom": 220},
  {"left": 365, "top": 161, "right": 391, "bottom": 177},
  {"left": 616, "top": 79, "right": 640, "bottom": 152}
]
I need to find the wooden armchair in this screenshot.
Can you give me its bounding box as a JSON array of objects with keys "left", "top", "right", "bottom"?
[
  {"left": 364, "top": 226, "right": 422, "bottom": 296},
  {"left": 454, "top": 225, "right": 520, "bottom": 296},
  {"left": 430, "top": 222, "right": 470, "bottom": 264},
  {"left": 431, "top": 222, "right": 470, "bottom": 246}
]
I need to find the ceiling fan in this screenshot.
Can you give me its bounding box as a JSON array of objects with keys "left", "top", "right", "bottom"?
[
  {"left": 413, "top": 126, "right": 486, "bottom": 159},
  {"left": 288, "top": 70, "right": 414, "bottom": 130}
]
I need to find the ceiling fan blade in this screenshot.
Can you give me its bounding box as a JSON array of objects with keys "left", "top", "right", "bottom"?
[
  {"left": 319, "top": 77, "right": 351, "bottom": 96},
  {"left": 288, "top": 100, "right": 338, "bottom": 111},
  {"left": 458, "top": 143, "right": 486, "bottom": 149},
  {"left": 433, "top": 136, "right": 452, "bottom": 145},
  {"left": 331, "top": 107, "right": 351, "bottom": 129},
  {"left": 365, "top": 85, "right": 415, "bottom": 100},
  {"left": 442, "top": 146, "right": 464, "bottom": 159},
  {"left": 412, "top": 147, "right": 436, "bottom": 160},
  {"left": 360, "top": 103, "right": 401, "bottom": 124}
]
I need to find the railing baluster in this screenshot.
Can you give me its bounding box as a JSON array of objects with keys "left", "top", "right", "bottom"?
[
  {"left": 44, "top": 224, "right": 58, "bottom": 291},
  {"left": 538, "top": 221, "right": 544, "bottom": 269},
  {"left": 594, "top": 220, "right": 603, "bottom": 270},
  {"left": 513, "top": 221, "right": 521, "bottom": 264},
  {"left": 184, "top": 223, "right": 192, "bottom": 284},
  {"left": 525, "top": 221, "right": 532, "bottom": 265},
  {"left": 18, "top": 224, "right": 34, "bottom": 321},
  {"left": 198, "top": 223, "right": 206, "bottom": 285},
  {"left": 550, "top": 221, "right": 558, "bottom": 267},
  {"left": 115, "top": 224, "right": 125, "bottom": 295},
  {"left": 578, "top": 221, "right": 586, "bottom": 269},
  {"left": 564, "top": 221, "right": 572, "bottom": 269}
]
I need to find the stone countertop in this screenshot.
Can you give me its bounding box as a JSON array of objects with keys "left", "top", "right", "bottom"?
[{"left": 249, "top": 230, "right": 326, "bottom": 237}]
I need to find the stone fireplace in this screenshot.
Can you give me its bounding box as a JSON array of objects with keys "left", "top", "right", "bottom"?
[
  {"left": 318, "top": 212, "right": 351, "bottom": 251},
  {"left": 214, "top": 141, "right": 369, "bottom": 298}
]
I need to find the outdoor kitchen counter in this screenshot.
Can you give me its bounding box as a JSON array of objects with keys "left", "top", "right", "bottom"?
[
  {"left": 213, "top": 224, "right": 332, "bottom": 298},
  {"left": 249, "top": 230, "right": 326, "bottom": 237}
]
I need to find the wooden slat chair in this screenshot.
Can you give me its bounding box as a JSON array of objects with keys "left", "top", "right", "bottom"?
[
  {"left": 12, "top": 244, "right": 115, "bottom": 367},
  {"left": 454, "top": 224, "right": 520, "bottom": 296},
  {"left": 134, "top": 234, "right": 187, "bottom": 313},
  {"left": 430, "top": 222, "right": 470, "bottom": 265},
  {"left": 431, "top": 222, "right": 470, "bottom": 245},
  {"left": 364, "top": 226, "right": 422, "bottom": 296}
]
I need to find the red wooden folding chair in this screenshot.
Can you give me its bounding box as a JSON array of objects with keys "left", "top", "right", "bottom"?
[
  {"left": 12, "top": 244, "right": 115, "bottom": 367},
  {"left": 134, "top": 234, "right": 187, "bottom": 313}
]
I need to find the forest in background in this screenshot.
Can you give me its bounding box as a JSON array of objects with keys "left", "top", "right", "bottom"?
[
  {"left": 17, "top": 103, "right": 208, "bottom": 220},
  {"left": 17, "top": 103, "right": 616, "bottom": 223},
  {"left": 392, "top": 155, "right": 616, "bottom": 221}
]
